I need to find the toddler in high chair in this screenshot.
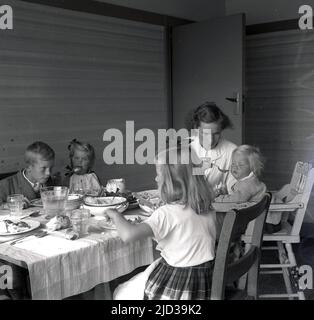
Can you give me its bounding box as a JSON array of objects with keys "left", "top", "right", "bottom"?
[
  {"left": 106, "top": 146, "right": 216, "bottom": 300},
  {"left": 65, "top": 139, "right": 102, "bottom": 195},
  {"left": 215, "top": 145, "right": 267, "bottom": 259},
  {"left": 215, "top": 145, "right": 267, "bottom": 203}
]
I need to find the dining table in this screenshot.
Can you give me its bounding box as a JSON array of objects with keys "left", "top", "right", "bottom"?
[
  {"left": 0, "top": 202, "right": 155, "bottom": 300},
  {"left": 0, "top": 190, "right": 301, "bottom": 300}
]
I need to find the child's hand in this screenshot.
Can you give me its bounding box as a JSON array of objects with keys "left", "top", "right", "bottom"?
[
  {"left": 105, "top": 208, "right": 119, "bottom": 220},
  {"left": 214, "top": 183, "right": 228, "bottom": 197},
  {"left": 214, "top": 188, "right": 222, "bottom": 197},
  {"left": 23, "top": 196, "right": 31, "bottom": 209}
]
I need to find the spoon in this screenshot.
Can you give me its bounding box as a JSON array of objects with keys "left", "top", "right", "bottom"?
[
  {"left": 110, "top": 188, "right": 119, "bottom": 204},
  {"left": 211, "top": 163, "right": 230, "bottom": 173},
  {"left": 73, "top": 167, "right": 81, "bottom": 173},
  {"left": 20, "top": 211, "right": 41, "bottom": 220}
]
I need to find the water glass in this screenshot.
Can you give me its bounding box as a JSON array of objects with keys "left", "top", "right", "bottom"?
[
  {"left": 40, "top": 186, "right": 69, "bottom": 218},
  {"left": 71, "top": 209, "right": 91, "bottom": 236},
  {"left": 106, "top": 178, "right": 126, "bottom": 193},
  {"left": 7, "top": 194, "right": 24, "bottom": 216}
]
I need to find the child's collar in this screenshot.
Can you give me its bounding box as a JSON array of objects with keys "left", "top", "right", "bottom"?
[{"left": 239, "top": 171, "right": 255, "bottom": 181}]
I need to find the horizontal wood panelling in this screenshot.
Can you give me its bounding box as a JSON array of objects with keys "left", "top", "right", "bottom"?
[
  {"left": 245, "top": 29, "right": 314, "bottom": 222},
  {"left": 0, "top": 0, "right": 168, "bottom": 191}
]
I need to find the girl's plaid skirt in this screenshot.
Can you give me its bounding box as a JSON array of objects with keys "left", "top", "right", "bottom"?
[{"left": 144, "top": 258, "right": 214, "bottom": 300}]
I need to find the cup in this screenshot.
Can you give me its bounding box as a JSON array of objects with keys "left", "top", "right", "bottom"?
[
  {"left": 106, "top": 178, "right": 126, "bottom": 193},
  {"left": 40, "top": 186, "right": 69, "bottom": 218},
  {"left": 70, "top": 188, "right": 85, "bottom": 196},
  {"left": 7, "top": 194, "right": 24, "bottom": 216},
  {"left": 71, "top": 209, "right": 91, "bottom": 236}
]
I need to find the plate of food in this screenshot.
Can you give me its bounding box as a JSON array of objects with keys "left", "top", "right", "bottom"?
[
  {"left": 135, "top": 190, "right": 164, "bottom": 215},
  {"left": 83, "top": 202, "right": 129, "bottom": 217},
  {"left": 30, "top": 198, "right": 43, "bottom": 207},
  {"left": 98, "top": 214, "right": 146, "bottom": 230},
  {"left": 0, "top": 219, "right": 41, "bottom": 236},
  {"left": 83, "top": 196, "right": 127, "bottom": 207},
  {"left": 83, "top": 196, "right": 129, "bottom": 217},
  {"left": 105, "top": 190, "right": 139, "bottom": 209},
  {"left": 135, "top": 189, "right": 160, "bottom": 200}
]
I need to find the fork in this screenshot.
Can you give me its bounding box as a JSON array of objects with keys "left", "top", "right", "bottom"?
[
  {"left": 211, "top": 163, "right": 230, "bottom": 173},
  {"left": 110, "top": 188, "right": 120, "bottom": 204},
  {"left": 201, "top": 158, "right": 230, "bottom": 173},
  {"left": 20, "top": 211, "right": 41, "bottom": 220},
  {"left": 10, "top": 230, "right": 48, "bottom": 245}
]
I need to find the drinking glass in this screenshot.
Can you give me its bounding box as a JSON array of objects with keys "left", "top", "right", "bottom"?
[
  {"left": 40, "top": 186, "right": 69, "bottom": 219},
  {"left": 7, "top": 194, "right": 24, "bottom": 217},
  {"left": 106, "top": 178, "right": 126, "bottom": 193},
  {"left": 71, "top": 209, "right": 91, "bottom": 236}
]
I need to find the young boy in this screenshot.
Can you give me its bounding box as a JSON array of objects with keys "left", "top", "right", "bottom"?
[
  {"left": 0, "top": 141, "right": 57, "bottom": 299},
  {"left": 0, "top": 141, "right": 57, "bottom": 204}
]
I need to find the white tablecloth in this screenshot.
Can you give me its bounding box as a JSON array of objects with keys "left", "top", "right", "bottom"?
[{"left": 0, "top": 208, "right": 154, "bottom": 300}]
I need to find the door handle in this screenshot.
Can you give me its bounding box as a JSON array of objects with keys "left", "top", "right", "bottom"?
[{"left": 225, "top": 92, "right": 242, "bottom": 115}]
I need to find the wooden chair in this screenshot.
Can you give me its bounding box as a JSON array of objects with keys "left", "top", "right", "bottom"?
[
  {"left": 0, "top": 171, "right": 17, "bottom": 181},
  {"left": 211, "top": 193, "right": 272, "bottom": 300},
  {"left": 242, "top": 162, "right": 314, "bottom": 300}
]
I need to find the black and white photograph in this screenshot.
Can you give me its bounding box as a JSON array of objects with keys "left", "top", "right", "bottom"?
[{"left": 0, "top": 0, "right": 314, "bottom": 304}]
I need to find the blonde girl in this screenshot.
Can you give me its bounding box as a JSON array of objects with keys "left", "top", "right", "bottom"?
[
  {"left": 66, "top": 139, "right": 102, "bottom": 195},
  {"left": 216, "top": 145, "right": 267, "bottom": 203},
  {"left": 107, "top": 146, "right": 216, "bottom": 300}
]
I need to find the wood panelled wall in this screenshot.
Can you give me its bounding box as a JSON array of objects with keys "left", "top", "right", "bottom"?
[
  {"left": 245, "top": 29, "right": 314, "bottom": 222},
  {"left": 0, "top": 0, "right": 168, "bottom": 191}
]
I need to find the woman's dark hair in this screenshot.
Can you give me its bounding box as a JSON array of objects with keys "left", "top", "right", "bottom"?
[{"left": 185, "top": 101, "right": 233, "bottom": 130}]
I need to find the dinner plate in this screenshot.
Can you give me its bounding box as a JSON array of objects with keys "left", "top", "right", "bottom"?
[
  {"left": 98, "top": 214, "right": 147, "bottom": 230},
  {"left": 0, "top": 219, "right": 41, "bottom": 236}
]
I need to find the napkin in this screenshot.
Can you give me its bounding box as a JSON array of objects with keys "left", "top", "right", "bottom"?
[
  {"left": 14, "top": 234, "right": 92, "bottom": 256},
  {"left": 46, "top": 216, "right": 71, "bottom": 231}
]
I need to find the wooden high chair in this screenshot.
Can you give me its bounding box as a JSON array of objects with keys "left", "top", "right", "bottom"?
[
  {"left": 242, "top": 162, "right": 314, "bottom": 300},
  {"left": 211, "top": 193, "right": 271, "bottom": 299}
]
